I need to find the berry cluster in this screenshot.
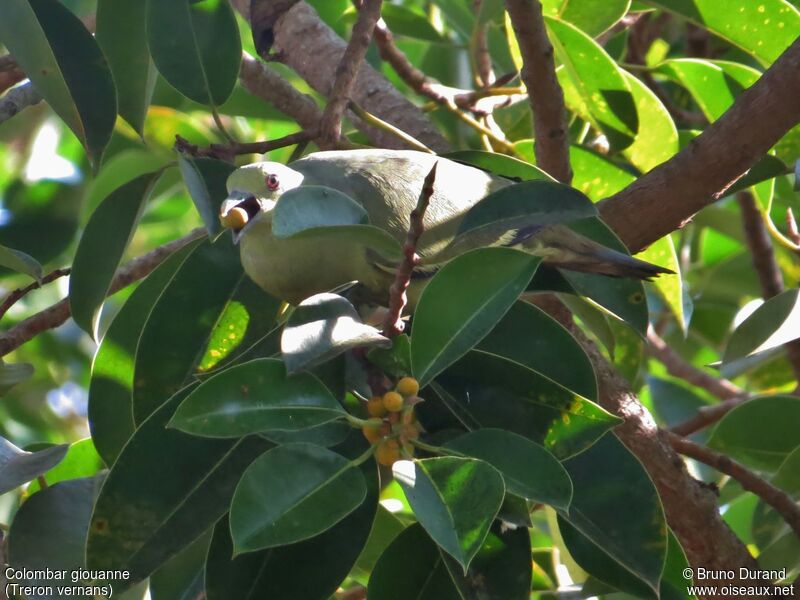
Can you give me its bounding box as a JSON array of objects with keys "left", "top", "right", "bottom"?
[{"left": 362, "top": 377, "right": 423, "bottom": 466}]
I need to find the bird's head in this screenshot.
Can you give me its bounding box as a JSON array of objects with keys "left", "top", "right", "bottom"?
[{"left": 219, "top": 161, "right": 305, "bottom": 240}]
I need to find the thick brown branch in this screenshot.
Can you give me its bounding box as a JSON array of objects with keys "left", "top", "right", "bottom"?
[
  {"left": 0, "top": 229, "right": 206, "bottom": 357},
  {"left": 504, "top": 0, "right": 572, "bottom": 183},
  {"left": 0, "top": 268, "right": 71, "bottom": 321},
  {"left": 383, "top": 162, "right": 437, "bottom": 336},
  {"left": 600, "top": 37, "right": 800, "bottom": 253},
  {"left": 319, "top": 0, "right": 382, "bottom": 149},
  {"left": 668, "top": 432, "right": 800, "bottom": 540},
  {"left": 267, "top": 1, "right": 450, "bottom": 152}
]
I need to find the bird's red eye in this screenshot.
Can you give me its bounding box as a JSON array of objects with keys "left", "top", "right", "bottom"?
[{"left": 266, "top": 174, "right": 280, "bottom": 191}]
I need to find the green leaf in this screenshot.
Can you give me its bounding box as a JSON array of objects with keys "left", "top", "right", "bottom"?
[
  {"left": 170, "top": 358, "right": 345, "bottom": 437},
  {"left": 412, "top": 248, "right": 541, "bottom": 386},
  {"left": 149, "top": 531, "right": 210, "bottom": 600},
  {"left": 547, "top": 17, "right": 638, "bottom": 152},
  {"left": 642, "top": 0, "right": 800, "bottom": 66},
  {"left": 146, "top": 0, "right": 242, "bottom": 105},
  {"left": 96, "top": 0, "right": 155, "bottom": 135},
  {"left": 0, "top": 0, "right": 117, "bottom": 166},
  {"left": 86, "top": 387, "right": 270, "bottom": 587},
  {"left": 444, "top": 429, "right": 572, "bottom": 509},
  {"left": 368, "top": 521, "right": 532, "bottom": 600},
  {"left": 541, "top": 0, "right": 631, "bottom": 36},
  {"left": 0, "top": 438, "right": 67, "bottom": 494},
  {"left": 621, "top": 71, "right": 679, "bottom": 172},
  {"left": 393, "top": 457, "right": 505, "bottom": 572},
  {"left": 88, "top": 237, "right": 202, "bottom": 465},
  {"left": 69, "top": 172, "right": 162, "bottom": 339},
  {"left": 434, "top": 350, "right": 620, "bottom": 458},
  {"left": 561, "top": 434, "right": 667, "bottom": 594},
  {"left": 773, "top": 445, "right": 800, "bottom": 496},
  {"left": 558, "top": 517, "right": 657, "bottom": 599},
  {"left": 381, "top": 4, "right": 446, "bottom": 42},
  {"left": 8, "top": 477, "right": 110, "bottom": 595},
  {"left": 0, "top": 243, "right": 43, "bottom": 281},
  {"left": 457, "top": 180, "right": 598, "bottom": 237},
  {"left": 84, "top": 150, "right": 172, "bottom": 217},
  {"left": 178, "top": 156, "right": 237, "bottom": 237},
  {"left": 0, "top": 362, "right": 35, "bottom": 397},
  {"left": 206, "top": 439, "right": 377, "bottom": 599},
  {"left": 478, "top": 300, "right": 598, "bottom": 400},
  {"left": 367, "top": 334, "right": 412, "bottom": 378},
  {"left": 26, "top": 438, "right": 103, "bottom": 495},
  {"left": 444, "top": 150, "right": 554, "bottom": 182},
  {"left": 133, "top": 238, "right": 246, "bottom": 423},
  {"left": 708, "top": 395, "right": 800, "bottom": 471},
  {"left": 723, "top": 289, "right": 800, "bottom": 366},
  {"left": 281, "top": 293, "right": 391, "bottom": 373},
  {"left": 569, "top": 146, "right": 636, "bottom": 201},
  {"left": 230, "top": 443, "right": 367, "bottom": 553},
  {"left": 638, "top": 236, "right": 684, "bottom": 331}
]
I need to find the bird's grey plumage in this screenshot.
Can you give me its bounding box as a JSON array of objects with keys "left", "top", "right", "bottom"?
[{"left": 220, "top": 149, "right": 670, "bottom": 305}]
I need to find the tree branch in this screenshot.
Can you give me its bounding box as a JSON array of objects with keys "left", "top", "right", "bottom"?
[
  {"left": 0, "top": 229, "right": 206, "bottom": 357},
  {"left": 0, "top": 268, "right": 71, "bottom": 320},
  {"left": 174, "top": 130, "right": 321, "bottom": 161},
  {"left": 263, "top": 1, "right": 450, "bottom": 152},
  {"left": 318, "top": 0, "right": 382, "bottom": 149},
  {"left": 0, "top": 82, "right": 42, "bottom": 125},
  {"left": 504, "top": 0, "right": 572, "bottom": 183},
  {"left": 668, "top": 431, "right": 800, "bottom": 540},
  {"left": 600, "top": 37, "right": 800, "bottom": 253}
]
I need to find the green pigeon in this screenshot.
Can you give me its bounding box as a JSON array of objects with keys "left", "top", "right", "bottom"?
[{"left": 219, "top": 149, "right": 670, "bottom": 305}]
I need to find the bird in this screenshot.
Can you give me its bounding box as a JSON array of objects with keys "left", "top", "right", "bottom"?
[{"left": 219, "top": 149, "right": 670, "bottom": 306}]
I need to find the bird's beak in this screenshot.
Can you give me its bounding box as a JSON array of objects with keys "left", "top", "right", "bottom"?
[{"left": 220, "top": 191, "right": 261, "bottom": 244}]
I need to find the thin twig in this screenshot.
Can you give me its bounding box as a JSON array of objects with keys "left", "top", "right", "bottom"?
[
  {"left": 0, "top": 267, "right": 71, "bottom": 320},
  {"left": 668, "top": 431, "right": 800, "bottom": 540},
  {"left": 0, "top": 82, "right": 43, "bottom": 125},
  {"left": 319, "top": 0, "right": 383, "bottom": 149},
  {"left": 647, "top": 327, "right": 745, "bottom": 401},
  {"left": 670, "top": 398, "right": 750, "bottom": 437},
  {"left": 787, "top": 208, "right": 800, "bottom": 246},
  {"left": 174, "top": 130, "right": 319, "bottom": 161},
  {"left": 383, "top": 163, "right": 438, "bottom": 336},
  {"left": 348, "top": 102, "right": 433, "bottom": 153},
  {"left": 504, "top": 0, "right": 572, "bottom": 183},
  {"left": 737, "top": 191, "right": 800, "bottom": 387},
  {"left": 0, "top": 229, "right": 206, "bottom": 357}
]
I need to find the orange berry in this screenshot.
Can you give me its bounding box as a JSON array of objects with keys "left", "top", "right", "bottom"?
[
  {"left": 396, "top": 377, "right": 420, "bottom": 397},
  {"left": 367, "top": 396, "right": 387, "bottom": 417},
  {"left": 382, "top": 391, "right": 404, "bottom": 412},
  {"left": 362, "top": 419, "right": 389, "bottom": 445},
  {"left": 375, "top": 439, "right": 401, "bottom": 466}
]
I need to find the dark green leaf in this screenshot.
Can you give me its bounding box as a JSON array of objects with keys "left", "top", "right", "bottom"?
[
  {"left": 230, "top": 443, "right": 367, "bottom": 553},
  {"left": 478, "top": 300, "right": 597, "bottom": 400},
  {"left": 561, "top": 434, "right": 667, "bottom": 594},
  {"left": 723, "top": 289, "right": 800, "bottom": 366},
  {"left": 773, "top": 446, "right": 800, "bottom": 496},
  {"left": 178, "top": 156, "right": 236, "bottom": 237},
  {"left": 149, "top": 530, "right": 211, "bottom": 600},
  {"left": 548, "top": 17, "right": 638, "bottom": 152},
  {"left": 88, "top": 237, "right": 202, "bottom": 465},
  {"left": 643, "top": 0, "right": 800, "bottom": 66},
  {"left": 412, "top": 248, "right": 541, "bottom": 386},
  {"left": 146, "top": 0, "right": 241, "bottom": 105},
  {"left": 26, "top": 438, "right": 103, "bottom": 495},
  {"left": 444, "top": 428, "right": 572, "bottom": 509},
  {"left": 0, "top": 438, "right": 67, "bottom": 494},
  {"left": 367, "top": 334, "right": 412, "bottom": 378},
  {"left": 170, "top": 358, "right": 345, "bottom": 437},
  {"left": 281, "top": 293, "right": 391, "bottom": 373},
  {"left": 86, "top": 388, "right": 270, "bottom": 587},
  {"left": 444, "top": 150, "right": 553, "bottom": 182},
  {"left": 206, "top": 435, "right": 378, "bottom": 600},
  {"left": 381, "top": 4, "right": 446, "bottom": 42},
  {"left": 392, "top": 456, "right": 505, "bottom": 571},
  {"left": 0, "top": 0, "right": 117, "bottom": 166},
  {"left": 70, "top": 172, "right": 162, "bottom": 339},
  {"left": 435, "top": 350, "right": 619, "bottom": 458},
  {"left": 708, "top": 395, "right": 800, "bottom": 472},
  {"left": 0, "top": 362, "right": 35, "bottom": 397},
  {"left": 0, "top": 244, "right": 42, "bottom": 281},
  {"left": 96, "top": 0, "right": 154, "bottom": 135},
  {"left": 8, "top": 477, "right": 108, "bottom": 599}
]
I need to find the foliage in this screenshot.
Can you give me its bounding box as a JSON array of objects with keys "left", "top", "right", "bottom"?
[{"left": 0, "top": 0, "right": 799, "bottom": 598}]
